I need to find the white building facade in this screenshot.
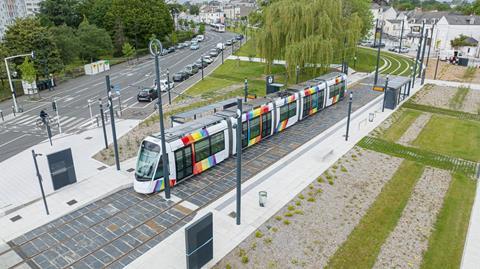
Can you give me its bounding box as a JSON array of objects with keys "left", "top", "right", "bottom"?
[
  {"left": 0, "top": 0, "right": 27, "bottom": 39},
  {"left": 24, "top": 0, "right": 42, "bottom": 16}
]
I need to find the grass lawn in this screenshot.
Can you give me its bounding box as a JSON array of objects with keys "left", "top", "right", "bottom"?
[
  {"left": 449, "top": 87, "right": 469, "bottom": 110},
  {"left": 421, "top": 172, "right": 476, "bottom": 269},
  {"left": 383, "top": 109, "right": 422, "bottom": 142},
  {"left": 413, "top": 115, "right": 480, "bottom": 161},
  {"left": 326, "top": 160, "right": 424, "bottom": 269}
]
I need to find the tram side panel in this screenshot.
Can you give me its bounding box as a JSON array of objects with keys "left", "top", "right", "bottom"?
[{"left": 274, "top": 93, "right": 300, "bottom": 133}]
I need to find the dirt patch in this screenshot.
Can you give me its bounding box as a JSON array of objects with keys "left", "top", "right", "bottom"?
[
  {"left": 462, "top": 89, "right": 480, "bottom": 114},
  {"left": 425, "top": 60, "right": 480, "bottom": 83},
  {"left": 411, "top": 84, "right": 457, "bottom": 110},
  {"left": 373, "top": 168, "right": 451, "bottom": 269},
  {"left": 93, "top": 83, "right": 243, "bottom": 166},
  {"left": 213, "top": 147, "right": 403, "bottom": 269},
  {"left": 398, "top": 113, "right": 431, "bottom": 146}
]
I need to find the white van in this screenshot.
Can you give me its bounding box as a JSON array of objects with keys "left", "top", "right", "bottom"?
[
  {"left": 216, "top": 42, "right": 225, "bottom": 51},
  {"left": 197, "top": 35, "right": 204, "bottom": 42},
  {"left": 153, "top": 79, "right": 174, "bottom": 92}
]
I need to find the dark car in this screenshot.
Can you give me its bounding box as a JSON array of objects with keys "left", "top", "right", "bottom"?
[
  {"left": 371, "top": 42, "right": 386, "bottom": 48},
  {"left": 235, "top": 34, "right": 244, "bottom": 40},
  {"left": 209, "top": 48, "right": 219, "bottom": 57},
  {"left": 168, "top": 47, "right": 175, "bottom": 53},
  {"left": 172, "top": 71, "right": 189, "bottom": 82},
  {"left": 137, "top": 88, "right": 158, "bottom": 102}
]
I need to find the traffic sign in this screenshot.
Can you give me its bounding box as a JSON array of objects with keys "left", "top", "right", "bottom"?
[{"left": 113, "top": 84, "right": 121, "bottom": 95}]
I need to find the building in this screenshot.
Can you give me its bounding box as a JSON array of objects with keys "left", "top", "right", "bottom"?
[
  {"left": 0, "top": 0, "right": 27, "bottom": 39},
  {"left": 24, "top": 0, "right": 42, "bottom": 16}
]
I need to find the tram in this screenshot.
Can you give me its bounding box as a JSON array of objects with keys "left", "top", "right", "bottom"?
[{"left": 134, "top": 72, "right": 347, "bottom": 194}]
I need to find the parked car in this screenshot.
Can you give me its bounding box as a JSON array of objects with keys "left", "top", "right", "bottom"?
[
  {"left": 235, "top": 34, "right": 244, "bottom": 40},
  {"left": 185, "top": 64, "right": 199, "bottom": 75},
  {"left": 167, "top": 47, "right": 175, "bottom": 53},
  {"left": 161, "top": 49, "right": 169, "bottom": 55},
  {"left": 172, "top": 71, "right": 189, "bottom": 82},
  {"left": 202, "top": 55, "right": 213, "bottom": 64},
  {"left": 176, "top": 43, "right": 183, "bottom": 49},
  {"left": 360, "top": 40, "right": 374, "bottom": 47},
  {"left": 371, "top": 42, "right": 386, "bottom": 48},
  {"left": 197, "top": 35, "right": 205, "bottom": 42},
  {"left": 209, "top": 48, "right": 219, "bottom": 57},
  {"left": 216, "top": 42, "right": 225, "bottom": 51},
  {"left": 190, "top": 43, "right": 200, "bottom": 50},
  {"left": 137, "top": 88, "right": 157, "bottom": 102},
  {"left": 194, "top": 59, "right": 209, "bottom": 68},
  {"left": 184, "top": 41, "right": 191, "bottom": 46},
  {"left": 225, "top": 39, "right": 232, "bottom": 46}
]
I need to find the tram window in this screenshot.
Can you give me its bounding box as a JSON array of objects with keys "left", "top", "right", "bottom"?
[
  {"left": 194, "top": 139, "right": 210, "bottom": 162},
  {"left": 312, "top": 93, "right": 318, "bottom": 109},
  {"left": 175, "top": 146, "right": 193, "bottom": 180},
  {"left": 279, "top": 104, "right": 289, "bottom": 122},
  {"left": 250, "top": 117, "right": 260, "bottom": 139},
  {"left": 242, "top": 122, "right": 248, "bottom": 148},
  {"left": 318, "top": 90, "right": 325, "bottom": 109},
  {"left": 153, "top": 157, "right": 164, "bottom": 179},
  {"left": 288, "top": 101, "right": 297, "bottom": 118},
  {"left": 211, "top": 132, "right": 225, "bottom": 155},
  {"left": 329, "top": 85, "right": 335, "bottom": 98},
  {"left": 303, "top": 95, "right": 311, "bottom": 116},
  {"left": 261, "top": 112, "right": 272, "bottom": 137}
]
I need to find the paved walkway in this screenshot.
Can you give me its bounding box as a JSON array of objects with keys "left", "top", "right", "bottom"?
[
  {"left": 0, "top": 72, "right": 379, "bottom": 268},
  {"left": 127, "top": 78, "right": 425, "bottom": 269},
  {"left": 425, "top": 78, "right": 480, "bottom": 91}
]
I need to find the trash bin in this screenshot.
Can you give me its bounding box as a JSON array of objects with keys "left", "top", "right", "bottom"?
[{"left": 259, "top": 191, "right": 267, "bottom": 207}]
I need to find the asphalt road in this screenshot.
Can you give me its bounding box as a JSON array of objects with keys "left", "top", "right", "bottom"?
[{"left": 0, "top": 29, "right": 237, "bottom": 162}]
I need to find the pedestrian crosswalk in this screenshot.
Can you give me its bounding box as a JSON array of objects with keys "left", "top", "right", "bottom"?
[{"left": 3, "top": 114, "right": 98, "bottom": 134}]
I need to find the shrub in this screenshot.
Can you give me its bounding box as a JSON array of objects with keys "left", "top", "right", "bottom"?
[
  {"left": 284, "top": 212, "right": 293, "bottom": 217},
  {"left": 241, "top": 255, "right": 249, "bottom": 264},
  {"left": 288, "top": 205, "right": 295, "bottom": 211},
  {"left": 283, "top": 219, "right": 291, "bottom": 225},
  {"left": 226, "top": 264, "right": 232, "bottom": 269},
  {"left": 298, "top": 194, "right": 305, "bottom": 200},
  {"left": 317, "top": 176, "right": 324, "bottom": 183},
  {"left": 294, "top": 209, "right": 304, "bottom": 215},
  {"left": 341, "top": 166, "right": 348, "bottom": 172},
  {"left": 307, "top": 197, "right": 315, "bottom": 202},
  {"left": 295, "top": 200, "right": 301, "bottom": 206},
  {"left": 255, "top": 230, "right": 264, "bottom": 238},
  {"left": 271, "top": 227, "right": 278, "bottom": 232},
  {"left": 264, "top": 237, "right": 272, "bottom": 244},
  {"left": 275, "top": 216, "right": 282, "bottom": 221},
  {"left": 238, "top": 248, "right": 246, "bottom": 257}
]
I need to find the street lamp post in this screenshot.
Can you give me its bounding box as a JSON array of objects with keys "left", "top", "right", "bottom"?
[
  {"left": 236, "top": 98, "right": 242, "bottom": 225},
  {"left": 345, "top": 91, "right": 353, "bottom": 141},
  {"left": 99, "top": 99, "right": 108, "bottom": 149},
  {"left": 4, "top": 51, "right": 35, "bottom": 113},
  {"left": 167, "top": 69, "right": 172, "bottom": 105},
  {"left": 244, "top": 78, "right": 248, "bottom": 102},
  {"left": 295, "top": 65, "right": 300, "bottom": 84},
  {"left": 32, "top": 150, "right": 49, "bottom": 215},
  {"left": 382, "top": 76, "right": 389, "bottom": 112},
  {"left": 150, "top": 39, "right": 171, "bottom": 199},
  {"left": 106, "top": 76, "right": 120, "bottom": 171},
  {"left": 434, "top": 55, "right": 440, "bottom": 80},
  {"left": 374, "top": 22, "right": 383, "bottom": 85},
  {"left": 201, "top": 56, "right": 204, "bottom": 80}
]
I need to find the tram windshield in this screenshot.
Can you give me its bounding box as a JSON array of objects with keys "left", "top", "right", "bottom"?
[{"left": 136, "top": 141, "right": 161, "bottom": 181}]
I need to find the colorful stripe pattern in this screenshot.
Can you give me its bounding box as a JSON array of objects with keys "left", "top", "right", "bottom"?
[
  {"left": 193, "top": 155, "right": 216, "bottom": 174},
  {"left": 304, "top": 87, "right": 316, "bottom": 96},
  {"left": 153, "top": 178, "right": 176, "bottom": 192},
  {"left": 181, "top": 129, "right": 209, "bottom": 146},
  {"left": 245, "top": 105, "right": 270, "bottom": 147},
  {"left": 276, "top": 96, "right": 297, "bottom": 132}
]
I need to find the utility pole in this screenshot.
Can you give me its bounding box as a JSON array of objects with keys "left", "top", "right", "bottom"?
[
  {"left": 32, "top": 150, "right": 49, "bottom": 215},
  {"left": 295, "top": 65, "right": 300, "bottom": 84},
  {"left": 434, "top": 55, "right": 440, "bottom": 80},
  {"left": 167, "top": 69, "right": 172, "bottom": 105},
  {"left": 222, "top": 46, "right": 224, "bottom": 64},
  {"left": 52, "top": 98, "right": 61, "bottom": 133},
  {"left": 106, "top": 76, "right": 120, "bottom": 170},
  {"left": 423, "top": 23, "right": 435, "bottom": 85},
  {"left": 5, "top": 51, "right": 34, "bottom": 113},
  {"left": 201, "top": 55, "right": 204, "bottom": 80},
  {"left": 345, "top": 91, "right": 353, "bottom": 141},
  {"left": 244, "top": 78, "right": 248, "bottom": 102},
  {"left": 236, "top": 98, "right": 242, "bottom": 225},
  {"left": 382, "top": 76, "right": 389, "bottom": 112},
  {"left": 419, "top": 28, "right": 428, "bottom": 85},
  {"left": 150, "top": 39, "right": 171, "bottom": 199},
  {"left": 342, "top": 36, "right": 347, "bottom": 74},
  {"left": 374, "top": 21, "right": 383, "bottom": 85},
  {"left": 99, "top": 99, "right": 108, "bottom": 149},
  {"left": 399, "top": 19, "right": 405, "bottom": 52},
  {"left": 373, "top": 19, "right": 379, "bottom": 47}
]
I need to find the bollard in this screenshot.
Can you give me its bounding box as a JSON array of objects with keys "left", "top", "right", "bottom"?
[
  {"left": 0, "top": 110, "right": 3, "bottom": 122},
  {"left": 259, "top": 191, "right": 267, "bottom": 207},
  {"left": 12, "top": 106, "right": 16, "bottom": 117}
]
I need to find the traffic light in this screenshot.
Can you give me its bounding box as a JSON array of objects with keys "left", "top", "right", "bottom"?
[{"left": 52, "top": 101, "right": 57, "bottom": 112}]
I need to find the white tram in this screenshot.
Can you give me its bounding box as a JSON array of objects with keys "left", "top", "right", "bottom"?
[{"left": 134, "top": 72, "right": 347, "bottom": 194}]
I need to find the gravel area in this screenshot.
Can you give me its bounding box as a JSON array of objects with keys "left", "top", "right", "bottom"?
[
  {"left": 397, "top": 113, "right": 431, "bottom": 146},
  {"left": 426, "top": 61, "right": 480, "bottom": 83},
  {"left": 462, "top": 89, "right": 480, "bottom": 114},
  {"left": 373, "top": 167, "right": 452, "bottom": 269},
  {"left": 213, "top": 147, "right": 403, "bottom": 269},
  {"left": 411, "top": 85, "right": 457, "bottom": 110}
]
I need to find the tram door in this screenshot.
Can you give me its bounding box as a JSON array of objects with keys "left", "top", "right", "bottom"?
[
  {"left": 302, "top": 95, "right": 312, "bottom": 119},
  {"left": 175, "top": 146, "right": 193, "bottom": 181},
  {"left": 318, "top": 90, "right": 325, "bottom": 109}
]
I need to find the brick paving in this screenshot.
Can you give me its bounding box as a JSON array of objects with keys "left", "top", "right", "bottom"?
[{"left": 2, "top": 79, "right": 382, "bottom": 269}]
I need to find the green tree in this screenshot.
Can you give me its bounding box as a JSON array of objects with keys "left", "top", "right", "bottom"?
[
  {"left": 198, "top": 23, "right": 205, "bottom": 34},
  {"left": 256, "top": 0, "right": 365, "bottom": 77},
  {"left": 38, "top": 0, "right": 83, "bottom": 27},
  {"left": 105, "top": 0, "right": 174, "bottom": 50},
  {"left": 113, "top": 19, "right": 127, "bottom": 56},
  {"left": 19, "top": 57, "right": 36, "bottom": 83},
  {"left": 0, "top": 44, "right": 9, "bottom": 83},
  {"left": 4, "top": 17, "right": 63, "bottom": 73},
  {"left": 171, "top": 31, "right": 178, "bottom": 45},
  {"left": 50, "top": 25, "right": 80, "bottom": 65},
  {"left": 451, "top": 35, "right": 476, "bottom": 48},
  {"left": 77, "top": 18, "right": 113, "bottom": 61},
  {"left": 77, "top": 0, "right": 112, "bottom": 29},
  {"left": 122, "top": 42, "right": 135, "bottom": 63},
  {"left": 189, "top": 5, "right": 200, "bottom": 15},
  {"left": 189, "top": 20, "right": 196, "bottom": 30}
]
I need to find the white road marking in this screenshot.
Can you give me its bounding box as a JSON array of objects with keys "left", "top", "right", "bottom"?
[
  {"left": 0, "top": 134, "right": 29, "bottom": 148},
  {"left": 59, "top": 117, "right": 77, "bottom": 126},
  {"left": 93, "top": 82, "right": 103, "bottom": 87}
]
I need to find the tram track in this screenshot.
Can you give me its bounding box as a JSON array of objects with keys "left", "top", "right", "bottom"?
[{"left": 8, "top": 143, "right": 276, "bottom": 269}]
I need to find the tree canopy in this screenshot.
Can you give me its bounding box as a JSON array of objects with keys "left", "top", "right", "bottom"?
[
  {"left": 39, "top": 0, "right": 83, "bottom": 27},
  {"left": 77, "top": 19, "right": 113, "bottom": 61},
  {"left": 3, "top": 17, "right": 63, "bottom": 73},
  {"left": 50, "top": 25, "right": 81, "bottom": 64},
  {"left": 451, "top": 34, "right": 477, "bottom": 48},
  {"left": 256, "top": 0, "right": 367, "bottom": 76}
]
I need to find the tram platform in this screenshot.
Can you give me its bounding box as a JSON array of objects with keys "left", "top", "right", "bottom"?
[{"left": 0, "top": 71, "right": 411, "bottom": 269}]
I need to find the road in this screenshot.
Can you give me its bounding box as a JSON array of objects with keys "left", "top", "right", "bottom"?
[{"left": 0, "top": 30, "right": 236, "bottom": 162}]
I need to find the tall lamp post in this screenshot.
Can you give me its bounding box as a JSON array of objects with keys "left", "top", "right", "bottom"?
[
  {"left": 4, "top": 51, "right": 35, "bottom": 113},
  {"left": 150, "top": 39, "right": 171, "bottom": 199}
]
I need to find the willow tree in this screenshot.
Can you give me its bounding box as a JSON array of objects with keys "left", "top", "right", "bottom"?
[{"left": 257, "top": 0, "right": 365, "bottom": 77}]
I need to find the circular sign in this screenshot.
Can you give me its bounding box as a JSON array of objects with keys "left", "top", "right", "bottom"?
[{"left": 149, "top": 39, "right": 163, "bottom": 56}]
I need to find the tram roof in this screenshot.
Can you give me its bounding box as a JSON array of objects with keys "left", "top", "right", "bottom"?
[
  {"left": 170, "top": 98, "right": 238, "bottom": 122},
  {"left": 152, "top": 114, "right": 226, "bottom": 142}
]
